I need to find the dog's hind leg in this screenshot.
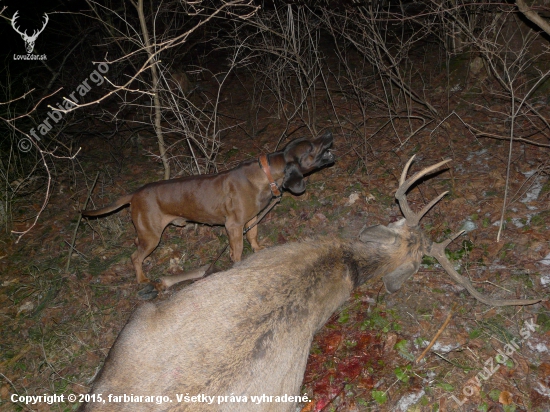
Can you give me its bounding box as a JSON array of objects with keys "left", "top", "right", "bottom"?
[{"left": 131, "top": 223, "right": 164, "bottom": 284}]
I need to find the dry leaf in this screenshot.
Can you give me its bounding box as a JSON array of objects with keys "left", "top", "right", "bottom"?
[
  {"left": 481, "top": 308, "right": 497, "bottom": 319},
  {"left": 169, "top": 257, "right": 181, "bottom": 269},
  {"left": 300, "top": 401, "right": 315, "bottom": 412},
  {"left": 17, "top": 301, "right": 34, "bottom": 315},
  {"left": 498, "top": 390, "right": 513, "bottom": 405},
  {"left": 539, "top": 363, "right": 550, "bottom": 379},
  {"left": 384, "top": 332, "right": 397, "bottom": 353},
  {"left": 314, "top": 213, "right": 327, "bottom": 222},
  {"left": 0, "top": 384, "right": 9, "bottom": 400},
  {"left": 346, "top": 192, "right": 360, "bottom": 205}
]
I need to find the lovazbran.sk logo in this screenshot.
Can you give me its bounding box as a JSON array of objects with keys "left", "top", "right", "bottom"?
[{"left": 11, "top": 11, "right": 49, "bottom": 60}]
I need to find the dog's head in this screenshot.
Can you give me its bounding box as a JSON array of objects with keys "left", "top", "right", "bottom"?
[{"left": 282, "top": 131, "right": 335, "bottom": 194}]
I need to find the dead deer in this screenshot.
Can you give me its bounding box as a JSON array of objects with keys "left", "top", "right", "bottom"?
[{"left": 80, "top": 157, "right": 540, "bottom": 411}]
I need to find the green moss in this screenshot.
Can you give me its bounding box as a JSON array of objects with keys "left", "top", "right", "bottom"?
[
  {"left": 469, "top": 328, "right": 482, "bottom": 339},
  {"left": 436, "top": 382, "right": 454, "bottom": 392},
  {"left": 338, "top": 308, "right": 350, "bottom": 324},
  {"left": 444, "top": 239, "right": 474, "bottom": 261},
  {"left": 511, "top": 273, "right": 534, "bottom": 288},
  {"left": 224, "top": 147, "right": 239, "bottom": 160},
  {"left": 360, "top": 308, "right": 400, "bottom": 332},
  {"left": 277, "top": 196, "right": 299, "bottom": 213},
  {"left": 422, "top": 255, "right": 437, "bottom": 266},
  {"left": 531, "top": 211, "right": 548, "bottom": 227},
  {"left": 537, "top": 312, "right": 550, "bottom": 333}
]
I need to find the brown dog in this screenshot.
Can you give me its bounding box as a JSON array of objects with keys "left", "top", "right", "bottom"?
[{"left": 82, "top": 132, "right": 334, "bottom": 286}]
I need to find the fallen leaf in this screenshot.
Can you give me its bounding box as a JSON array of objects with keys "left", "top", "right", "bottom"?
[
  {"left": 319, "top": 330, "right": 342, "bottom": 354},
  {"left": 169, "top": 257, "right": 181, "bottom": 269},
  {"left": 539, "top": 363, "right": 550, "bottom": 378},
  {"left": 0, "top": 384, "right": 9, "bottom": 400},
  {"left": 365, "top": 193, "right": 375, "bottom": 202},
  {"left": 314, "top": 213, "right": 327, "bottom": 222},
  {"left": 300, "top": 400, "right": 315, "bottom": 412},
  {"left": 346, "top": 192, "right": 360, "bottom": 205},
  {"left": 498, "top": 390, "right": 513, "bottom": 405},
  {"left": 383, "top": 333, "right": 397, "bottom": 353},
  {"left": 17, "top": 301, "right": 34, "bottom": 315}
]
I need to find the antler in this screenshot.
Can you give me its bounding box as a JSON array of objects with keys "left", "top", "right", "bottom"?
[
  {"left": 395, "top": 155, "right": 451, "bottom": 226},
  {"left": 11, "top": 12, "right": 48, "bottom": 43},
  {"left": 11, "top": 11, "right": 25, "bottom": 37},
  {"left": 34, "top": 13, "right": 49, "bottom": 38},
  {"left": 428, "top": 233, "right": 541, "bottom": 306},
  {"left": 398, "top": 155, "right": 541, "bottom": 307}
]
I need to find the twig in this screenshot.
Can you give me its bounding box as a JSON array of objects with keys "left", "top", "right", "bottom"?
[
  {"left": 66, "top": 172, "right": 99, "bottom": 272},
  {"left": 415, "top": 303, "right": 456, "bottom": 364},
  {"left": 63, "top": 241, "right": 88, "bottom": 261},
  {"left": 0, "top": 372, "right": 33, "bottom": 412},
  {"left": 432, "top": 351, "right": 475, "bottom": 371},
  {"left": 516, "top": 0, "right": 550, "bottom": 37}
]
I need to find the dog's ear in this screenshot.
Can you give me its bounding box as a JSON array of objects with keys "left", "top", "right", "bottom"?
[
  {"left": 283, "top": 138, "right": 309, "bottom": 162},
  {"left": 283, "top": 162, "right": 306, "bottom": 194}
]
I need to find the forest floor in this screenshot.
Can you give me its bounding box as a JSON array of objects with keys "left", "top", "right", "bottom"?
[{"left": 1, "top": 61, "right": 550, "bottom": 412}]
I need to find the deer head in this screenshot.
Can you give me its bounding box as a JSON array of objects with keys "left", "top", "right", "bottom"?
[
  {"left": 393, "top": 155, "right": 540, "bottom": 307},
  {"left": 11, "top": 11, "right": 49, "bottom": 54}
]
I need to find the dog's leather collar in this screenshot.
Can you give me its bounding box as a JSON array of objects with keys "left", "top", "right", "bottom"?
[{"left": 259, "top": 154, "right": 282, "bottom": 197}]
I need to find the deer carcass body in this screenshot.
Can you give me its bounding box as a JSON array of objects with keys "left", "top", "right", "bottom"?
[{"left": 80, "top": 158, "right": 539, "bottom": 411}]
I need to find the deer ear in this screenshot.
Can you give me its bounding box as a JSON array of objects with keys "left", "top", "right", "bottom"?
[
  {"left": 382, "top": 261, "right": 419, "bottom": 293},
  {"left": 282, "top": 162, "right": 306, "bottom": 194},
  {"left": 387, "top": 218, "right": 406, "bottom": 229},
  {"left": 359, "top": 225, "right": 398, "bottom": 244}
]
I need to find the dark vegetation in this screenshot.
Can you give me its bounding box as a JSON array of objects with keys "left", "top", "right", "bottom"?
[{"left": 1, "top": 0, "right": 549, "bottom": 410}]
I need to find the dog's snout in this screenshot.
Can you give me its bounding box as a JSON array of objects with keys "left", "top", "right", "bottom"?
[{"left": 322, "top": 149, "right": 335, "bottom": 164}]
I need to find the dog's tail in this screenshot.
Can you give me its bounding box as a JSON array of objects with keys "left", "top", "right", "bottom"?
[{"left": 81, "top": 194, "right": 133, "bottom": 217}]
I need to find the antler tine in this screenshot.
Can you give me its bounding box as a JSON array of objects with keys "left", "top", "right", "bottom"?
[
  {"left": 417, "top": 191, "right": 449, "bottom": 222},
  {"left": 399, "top": 154, "right": 416, "bottom": 186},
  {"left": 428, "top": 233, "right": 542, "bottom": 306},
  {"left": 40, "top": 13, "right": 49, "bottom": 30},
  {"left": 11, "top": 11, "right": 24, "bottom": 34},
  {"left": 31, "top": 14, "right": 49, "bottom": 38},
  {"left": 395, "top": 157, "right": 452, "bottom": 226}
]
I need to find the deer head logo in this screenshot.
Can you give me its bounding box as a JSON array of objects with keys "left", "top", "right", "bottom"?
[{"left": 11, "top": 11, "right": 49, "bottom": 54}]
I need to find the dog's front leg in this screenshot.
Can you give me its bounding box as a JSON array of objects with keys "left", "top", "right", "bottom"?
[
  {"left": 245, "top": 216, "right": 263, "bottom": 252},
  {"left": 225, "top": 222, "right": 244, "bottom": 262}
]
